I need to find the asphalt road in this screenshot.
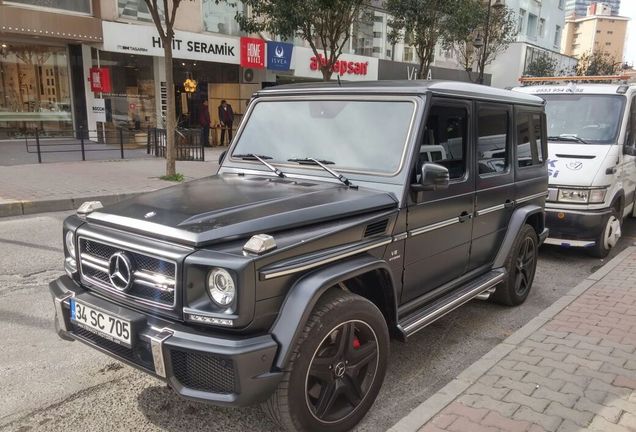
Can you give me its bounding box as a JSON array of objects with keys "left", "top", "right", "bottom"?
[{"left": 1, "top": 211, "right": 635, "bottom": 432}]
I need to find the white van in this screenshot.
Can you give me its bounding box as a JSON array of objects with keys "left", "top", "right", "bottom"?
[{"left": 514, "top": 82, "right": 636, "bottom": 257}]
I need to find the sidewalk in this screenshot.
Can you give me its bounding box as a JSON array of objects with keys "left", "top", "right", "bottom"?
[
  {"left": 0, "top": 147, "right": 226, "bottom": 217},
  {"left": 390, "top": 247, "right": 636, "bottom": 432}
]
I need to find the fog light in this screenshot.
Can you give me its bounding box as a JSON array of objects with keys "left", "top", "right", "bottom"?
[{"left": 187, "top": 314, "right": 233, "bottom": 327}]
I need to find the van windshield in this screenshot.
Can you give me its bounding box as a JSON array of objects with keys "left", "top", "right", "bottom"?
[
  {"left": 540, "top": 94, "right": 625, "bottom": 144},
  {"left": 231, "top": 99, "right": 416, "bottom": 175}
]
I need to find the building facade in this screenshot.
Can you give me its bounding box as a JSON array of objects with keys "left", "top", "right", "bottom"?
[
  {"left": 561, "top": 3, "right": 629, "bottom": 61},
  {"left": 564, "top": 0, "right": 621, "bottom": 17}
]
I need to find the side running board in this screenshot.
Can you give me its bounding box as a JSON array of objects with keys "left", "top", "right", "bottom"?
[{"left": 397, "top": 269, "right": 506, "bottom": 339}]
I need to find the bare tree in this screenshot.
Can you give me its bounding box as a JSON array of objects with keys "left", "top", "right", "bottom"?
[{"left": 144, "top": 0, "right": 189, "bottom": 178}]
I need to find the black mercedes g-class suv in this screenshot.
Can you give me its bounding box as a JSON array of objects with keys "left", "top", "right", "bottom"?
[{"left": 50, "top": 81, "right": 548, "bottom": 432}]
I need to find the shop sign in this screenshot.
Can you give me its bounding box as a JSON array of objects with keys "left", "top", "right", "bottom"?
[
  {"left": 240, "top": 37, "right": 265, "bottom": 69},
  {"left": 102, "top": 21, "right": 239, "bottom": 64},
  {"left": 267, "top": 41, "right": 293, "bottom": 71},
  {"left": 92, "top": 99, "right": 106, "bottom": 122},
  {"left": 292, "top": 47, "right": 378, "bottom": 81},
  {"left": 89, "top": 67, "right": 112, "bottom": 93}
]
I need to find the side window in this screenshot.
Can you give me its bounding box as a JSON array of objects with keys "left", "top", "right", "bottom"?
[
  {"left": 421, "top": 104, "right": 468, "bottom": 180},
  {"left": 517, "top": 110, "right": 543, "bottom": 167},
  {"left": 477, "top": 105, "right": 510, "bottom": 175},
  {"left": 629, "top": 96, "right": 636, "bottom": 147}
]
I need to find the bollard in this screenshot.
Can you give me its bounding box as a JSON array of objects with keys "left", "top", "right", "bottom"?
[
  {"left": 35, "top": 128, "right": 42, "bottom": 163},
  {"left": 119, "top": 128, "right": 124, "bottom": 159},
  {"left": 80, "top": 126, "right": 86, "bottom": 161},
  {"left": 146, "top": 127, "right": 150, "bottom": 155},
  {"left": 200, "top": 130, "right": 205, "bottom": 161}
]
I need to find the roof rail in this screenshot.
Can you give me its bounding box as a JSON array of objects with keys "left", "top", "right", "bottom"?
[{"left": 519, "top": 75, "right": 630, "bottom": 85}]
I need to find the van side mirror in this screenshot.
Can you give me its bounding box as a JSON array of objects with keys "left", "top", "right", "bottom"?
[
  {"left": 218, "top": 150, "right": 227, "bottom": 164},
  {"left": 412, "top": 163, "right": 449, "bottom": 191}
]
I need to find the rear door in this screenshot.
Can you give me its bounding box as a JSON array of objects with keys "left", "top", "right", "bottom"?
[
  {"left": 470, "top": 102, "right": 514, "bottom": 269},
  {"left": 402, "top": 97, "right": 475, "bottom": 303},
  {"left": 619, "top": 94, "right": 636, "bottom": 215}
]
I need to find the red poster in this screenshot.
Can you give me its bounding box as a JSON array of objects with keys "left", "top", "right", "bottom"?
[
  {"left": 89, "top": 67, "right": 112, "bottom": 93},
  {"left": 240, "top": 37, "right": 265, "bottom": 69}
]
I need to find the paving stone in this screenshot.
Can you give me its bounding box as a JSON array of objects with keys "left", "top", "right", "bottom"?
[
  {"left": 553, "top": 345, "right": 592, "bottom": 358},
  {"left": 481, "top": 410, "right": 532, "bottom": 432},
  {"left": 587, "top": 379, "right": 632, "bottom": 398},
  {"left": 495, "top": 376, "right": 539, "bottom": 396},
  {"left": 529, "top": 347, "right": 567, "bottom": 362},
  {"left": 522, "top": 372, "right": 566, "bottom": 392},
  {"left": 588, "top": 351, "right": 627, "bottom": 368},
  {"left": 549, "top": 370, "right": 589, "bottom": 389},
  {"left": 600, "top": 362, "right": 636, "bottom": 379},
  {"left": 444, "top": 402, "right": 489, "bottom": 422},
  {"left": 513, "top": 361, "right": 553, "bottom": 378},
  {"left": 465, "top": 383, "right": 509, "bottom": 400},
  {"left": 507, "top": 352, "right": 543, "bottom": 366},
  {"left": 574, "top": 366, "right": 616, "bottom": 384},
  {"left": 458, "top": 394, "right": 520, "bottom": 418},
  {"left": 544, "top": 401, "right": 594, "bottom": 427},
  {"left": 588, "top": 415, "right": 633, "bottom": 432},
  {"left": 618, "top": 412, "right": 636, "bottom": 429},
  {"left": 574, "top": 397, "right": 622, "bottom": 423},
  {"left": 538, "top": 358, "right": 577, "bottom": 374},
  {"left": 604, "top": 396, "right": 636, "bottom": 415},
  {"left": 613, "top": 375, "right": 636, "bottom": 390},
  {"left": 533, "top": 387, "right": 579, "bottom": 408},
  {"left": 504, "top": 390, "right": 550, "bottom": 413},
  {"left": 557, "top": 419, "right": 586, "bottom": 432},
  {"left": 575, "top": 341, "right": 613, "bottom": 356},
  {"left": 542, "top": 336, "right": 577, "bottom": 348},
  {"left": 563, "top": 354, "right": 603, "bottom": 371},
  {"left": 513, "top": 406, "right": 562, "bottom": 432},
  {"left": 447, "top": 416, "right": 499, "bottom": 432},
  {"left": 431, "top": 413, "right": 458, "bottom": 429}
]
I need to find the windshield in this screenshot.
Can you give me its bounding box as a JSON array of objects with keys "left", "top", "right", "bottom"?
[
  {"left": 540, "top": 94, "right": 625, "bottom": 144},
  {"left": 231, "top": 99, "right": 416, "bottom": 175}
]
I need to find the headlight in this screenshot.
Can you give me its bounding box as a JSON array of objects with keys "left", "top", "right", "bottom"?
[
  {"left": 558, "top": 188, "right": 589, "bottom": 203},
  {"left": 207, "top": 268, "right": 235, "bottom": 306},
  {"left": 556, "top": 188, "right": 607, "bottom": 204},
  {"left": 65, "top": 231, "right": 76, "bottom": 258}
]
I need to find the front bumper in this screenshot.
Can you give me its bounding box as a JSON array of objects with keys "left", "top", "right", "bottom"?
[
  {"left": 50, "top": 275, "right": 282, "bottom": 407},
  {"left": 544, "top": 208, "right": 610, "bottom": 247}
]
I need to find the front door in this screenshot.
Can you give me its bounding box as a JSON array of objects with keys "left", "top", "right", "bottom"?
[
  {"left": 470, "top": 102, "right": 515, "bottom": 269},
  {"left": 402, "top": 98, "right": 475, "bottom": 303}
]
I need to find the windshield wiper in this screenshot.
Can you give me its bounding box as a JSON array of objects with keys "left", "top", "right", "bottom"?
[
  {"left": 548, "top": 135, "right": 588, "bottom": 144},
  {"left": 233, "top": 153, "right": 286, "bottom": 178},
  {"left": 287, "top": 157, "right": 356, "bottom": 188}
]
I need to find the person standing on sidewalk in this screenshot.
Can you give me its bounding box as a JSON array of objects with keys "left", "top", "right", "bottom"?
[
  {"left": 218, "top": 100, "right": 234, "bottom": 147},
  {"left": 199, "top": 100, "right": 211, "bottom": 147}
]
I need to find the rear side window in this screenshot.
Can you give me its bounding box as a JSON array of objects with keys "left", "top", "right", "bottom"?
[
  {"left": 477, "top": 105, "right": 510, "bottom": 175},
  {"left": 421, "top": 105, "right": 468, "bottom": 180},
  {"left": 517, "top": 110, "right": 544, "bottom": 167}
]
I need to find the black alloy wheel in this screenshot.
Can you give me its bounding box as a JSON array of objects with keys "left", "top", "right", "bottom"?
[
  {"left": 305, "top": 320, "right": 379, "bottom": 423},
  {"left": 514, "top": 236, "right": 536, "bottom": 298}
]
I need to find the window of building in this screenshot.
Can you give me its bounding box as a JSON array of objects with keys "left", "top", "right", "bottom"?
[
  {"left": 517, "top": 111, "right": 544, "bottom": 167},
  {"left": 539, "top": 18, "right": 546, "bottom": 37},
  {"left": 372, "top": 46, "right": 381, "bottom": 53},
  {"left": 403, "top": 47, "right": 414, "bottom": 63},
  {"left": 421, "top": 105, "right": 468, "bottom": 180},
  {"left": 5, "top": 0, "right": 91, "bottom": 14},
  {"left": 527, "top": 13, "right": 538, "bottom": 39},
  {"left": 373, "top": 32, "right": 382, "bottom": 38},
  {"left": 554, "top": 25, "right": 562, "bottom": 48},
  {"left": 518, "top": 9, "right": 527, "bottom": 33},
  {"left": 608, "top": 30, "right": 614, "bottom": 34},
  {"left": 202, "top": 0, "right": 244, "bottom": 35},
  {"left": 477, "top": 105, "right": 509, "bottom": 175},
  {"left": 118, "top": 0, "right": 161, "bottom": 22},
  {"left": 373, "top": 14, "right": 383, "bottom": 23},
  {"left": 558, "top": 0, "right": 565, "bottom": 9},
  {"left": 386, "top": 49, "right": 392, "bottom": 58},
  {"left": 606, "top": 42, "right": 612, "bottom": 46}
]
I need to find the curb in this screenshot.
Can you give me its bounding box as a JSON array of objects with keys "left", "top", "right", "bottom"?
[
  {"left": 387, "top": 245, "right": 636, "bottom": 432},
  {"left": 0, "top": 193, "right": 142, "bottom": 218}
]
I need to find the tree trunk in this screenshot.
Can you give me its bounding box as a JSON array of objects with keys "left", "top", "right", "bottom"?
[
  {"left": 321, "top": 65, "right": 333, "bottom": 81},
  {"left": 164, "top": 42, "right": 176, "bottom": 177}
]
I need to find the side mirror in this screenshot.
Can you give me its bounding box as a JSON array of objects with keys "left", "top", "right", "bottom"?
[
  {"left": 414, "top": 163, "right": 449, "bottom": 191},
  {"left": 218, "top": 150, "right": 227, "bottom": 164}
]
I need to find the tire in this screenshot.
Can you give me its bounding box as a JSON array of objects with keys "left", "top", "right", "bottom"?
[
  {"left": 263, "top": 290, "right": 389, "bottom": 432},
  {"left": 491, "top": 224, "right": 538, "bottom": 306},
  {"left": 589, "top": 207, "right": 622, "bottom": 258}
]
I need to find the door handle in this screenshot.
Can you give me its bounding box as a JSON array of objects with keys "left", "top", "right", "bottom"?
[
  {"left": 504, "top": 199, "right": 514, "bottom": 209},
  {"left": 458, "top": 211, "right": 472, "bottom": 223}
]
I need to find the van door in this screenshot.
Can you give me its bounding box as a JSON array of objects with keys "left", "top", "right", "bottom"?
[
  {"left": 403, "top": 98, "right": 474, "bottom": 303},
  {"left": 470, "top": 102, "right": 514, "bottom": 269},
  {"left": 619, "top": 94, "right": 636, "bottom": 216}
]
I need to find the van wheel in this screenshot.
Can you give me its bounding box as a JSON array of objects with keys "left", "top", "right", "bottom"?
[
  {"left": 589, "top": 208, "right": 621, "bottom": 258},
  {"left": 263, "top": 291, "right": 389, "bottom": 432},
  {"left": 491, "top": 224, "right": 538, "bottom": 306}
]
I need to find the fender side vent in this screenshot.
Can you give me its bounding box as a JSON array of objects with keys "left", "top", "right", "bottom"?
[{"left": 364, "top": 219, "right": 389, "bottom": 237}]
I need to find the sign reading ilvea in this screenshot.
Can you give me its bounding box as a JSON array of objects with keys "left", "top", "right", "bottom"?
[
  {"left": 102, "top": 21, "right": 240, "bottom": 64},
  {"left": 292, "top": 47, "right": 378, "bottom": 81}
]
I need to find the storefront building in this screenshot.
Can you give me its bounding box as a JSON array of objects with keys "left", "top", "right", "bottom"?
[{"left": 0, "top": 0, "right": 102, "bottom": 139}]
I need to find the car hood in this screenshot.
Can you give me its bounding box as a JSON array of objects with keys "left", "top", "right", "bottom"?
[
  {"left": 87, "top": 174, "right": 398, "bottom": 247},
  {"left": 547, "top": 143, "right": 616, "bottom": 187}
]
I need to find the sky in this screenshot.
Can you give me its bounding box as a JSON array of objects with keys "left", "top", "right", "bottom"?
[{"left": 620, "top": 0, "right": 636, "bottom": 65}]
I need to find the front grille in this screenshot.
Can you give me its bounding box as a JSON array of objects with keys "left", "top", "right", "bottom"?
[
  {"left": 170, "top": 350, "right": 236, "bottom": 394},
  {"left": 72, "top": 325, "right": 155, "bottom": 372},
  {"left": 78, "top": 237, "right": 177, "bottom": 308}
]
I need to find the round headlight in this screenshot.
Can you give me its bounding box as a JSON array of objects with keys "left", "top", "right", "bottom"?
[
  {"left": 207, "top": 268, "right": 235, "bottom": 306},
  {"left": 65, "top": 231, "right": 76, "bottom": 258}
]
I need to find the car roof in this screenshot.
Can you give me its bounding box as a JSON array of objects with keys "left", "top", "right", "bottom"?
[
  {"left": 256, "top": 80, "right": 545, "bottom": 106},
  {"left": 513, "top": 83, "right": 635, "bottom": 96}
]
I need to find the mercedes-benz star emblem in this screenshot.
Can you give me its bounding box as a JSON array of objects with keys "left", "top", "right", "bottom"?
[
  {"left": 108, "top": 252, "right": 134, "bottom": 291},
  {"left": 334, "top": 361, "right": 346, "bottom": 378}
]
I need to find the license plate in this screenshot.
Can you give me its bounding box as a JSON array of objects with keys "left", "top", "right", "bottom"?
[{"left": 70, "top": 299, "right": 132, "bottom": 347}]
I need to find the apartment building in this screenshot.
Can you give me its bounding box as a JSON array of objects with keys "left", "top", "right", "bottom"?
[
  {"left": 562, "top": 2, "right": 629, "bottom": 61},
  {"left": 565, "top": 0, "right": 621, "bottom": 16}
]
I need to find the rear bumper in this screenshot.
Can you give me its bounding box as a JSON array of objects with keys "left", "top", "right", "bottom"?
[
  {"left": 49, "top": 275, "right": 282, "bottom": 407},
  {"left": 544, "top": 208, "right": 610, "bottom": 246}
]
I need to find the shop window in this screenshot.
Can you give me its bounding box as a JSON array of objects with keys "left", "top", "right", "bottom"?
[
  {"left": 6, "top": 0, "right": 91, "bottom": 14},
  {"left": 0, "top": 43, "right": 72, "bottom": 139},
  {"left": 202, "top": 0, "right": 244, "bottom": 35}
]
